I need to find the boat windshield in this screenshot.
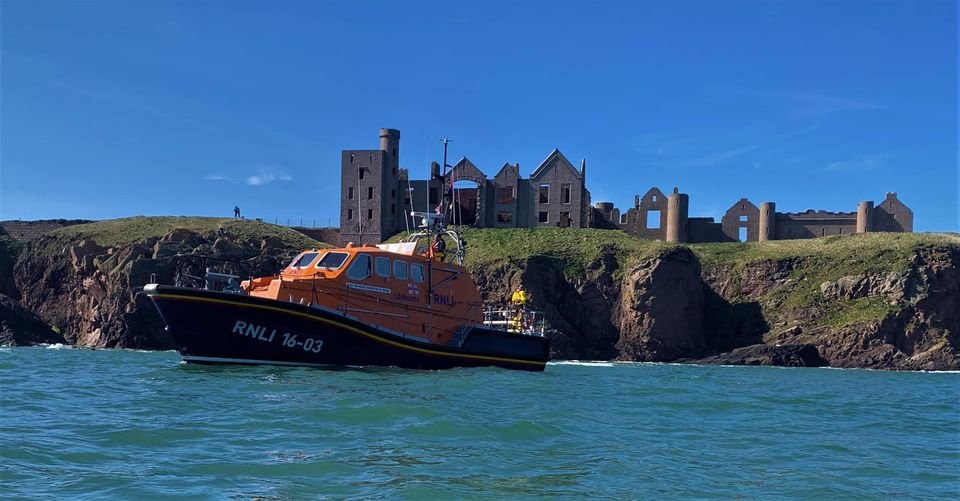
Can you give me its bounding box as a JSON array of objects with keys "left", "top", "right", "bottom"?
[
  {"left": 289, "top": 251, "right": 319, "bottom": 268},
  {"left": 316, "top": 252, "right": 348, "bottom": 269}
]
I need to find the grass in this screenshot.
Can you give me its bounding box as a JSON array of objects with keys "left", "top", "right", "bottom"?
[{"left": 43, "top": 216, "right": 324, "bottom": 249}]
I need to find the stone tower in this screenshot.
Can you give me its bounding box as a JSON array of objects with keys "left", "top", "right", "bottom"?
[{"left": 339, "top": 128, "right": 401, "bottom": 245}]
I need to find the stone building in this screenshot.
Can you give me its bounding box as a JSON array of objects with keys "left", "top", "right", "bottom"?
[
  {"left": 594, "top": 189, "right": 913, "bottom": 242},
  {"left": 339, "top": 129, "right": 591, "bottom": 244},
  {"left": 338, "top": 128, "right": 913, "bottom": 245}
]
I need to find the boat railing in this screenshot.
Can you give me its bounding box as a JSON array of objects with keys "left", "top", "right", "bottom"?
[{"left": 482, "top": 307, "right": 548, "bottom": 337}]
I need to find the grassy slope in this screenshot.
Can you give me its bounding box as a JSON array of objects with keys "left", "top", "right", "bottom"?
[
  {"left": 446, "top": 228, "right": 959, "bottom": 329},
  {"left": 43, "top": 216, "right": 324, "bottom": 250}
]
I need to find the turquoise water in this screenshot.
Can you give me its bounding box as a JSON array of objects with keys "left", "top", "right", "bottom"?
[{"left": 2, "top": 347, "right": 958, "bottom": 499}]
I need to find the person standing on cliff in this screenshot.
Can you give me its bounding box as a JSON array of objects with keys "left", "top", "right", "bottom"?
[{"left": 234, "top": 206, "right": 240, "bottom": 219}]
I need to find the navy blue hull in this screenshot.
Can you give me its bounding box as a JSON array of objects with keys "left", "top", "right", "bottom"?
[{"left": 146, "top": 285, "right": 550, "bottom": 371}]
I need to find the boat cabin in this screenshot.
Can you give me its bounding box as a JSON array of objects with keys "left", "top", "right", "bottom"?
[{"left": 241, "top": 242, "right": 485, "bottom": 345}]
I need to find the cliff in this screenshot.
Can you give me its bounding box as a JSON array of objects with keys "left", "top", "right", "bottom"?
[
  {"left": 6, "top": 217, "right": 323, "bottom": 349},
  {"left": 3, "top": 218, "right": 958, "bottom": 370}
]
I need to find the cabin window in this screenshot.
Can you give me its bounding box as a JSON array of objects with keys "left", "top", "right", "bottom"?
[
  {"left": 394, "top": 260, "right": 409, "bottom": 280},
  {"left": 347, "top": 254, "right": 371, "bottom": 280},
  {"left": 316, "top": 252, "right": 348, "bottom": 269},
  {"left": 375, "top": 256, "right": 391, "bottom": 277},
  {"left": 290, "top": 252, "right": 319, "bottom": 268},
  {"left": 411, "top": 263, "right": 425, "bottom": 283}
]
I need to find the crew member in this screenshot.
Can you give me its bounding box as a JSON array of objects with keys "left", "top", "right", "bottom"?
[
  {"left": 430, "top": 234, "right": 446, "bottom": 262},
  {"left": 511, "top": 284, "right": 527, "bottom": 309}
]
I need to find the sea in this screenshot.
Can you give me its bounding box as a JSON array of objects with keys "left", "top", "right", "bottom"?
[{"left": 2, "top": 346, "right": 958, "bottom": 500}]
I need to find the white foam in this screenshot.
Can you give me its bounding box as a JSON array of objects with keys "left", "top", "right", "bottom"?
[
  {"left": 549, "top": 360, "right": 616, "bottom": 367},
  {"left": 44, "top": 343, "right": 72, "bottom": 350}
]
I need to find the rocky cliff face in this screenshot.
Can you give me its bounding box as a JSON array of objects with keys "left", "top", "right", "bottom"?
[
  {"left": 11, "top": 224, "right": 311, "bottom": 349},
  {"left": 5, "top": 220, "right": 958, "bottom": 370}
]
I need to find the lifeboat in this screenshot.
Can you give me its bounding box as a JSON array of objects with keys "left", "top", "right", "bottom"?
[{"left": 144, "top": 218, "right": 551, "bottom": 371}]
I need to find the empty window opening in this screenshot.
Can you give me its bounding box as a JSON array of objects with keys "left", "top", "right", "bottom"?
[
  {"left": 497, "top": 212, "right": 513, "bottom": 223},
  {"left": 393, "top": 148, "right": 397, "bottom": 158},
  {"left": 538, "top": 211, "right": 549, "bottom": 223},
  {"left": 559, "top": 211, "right": 570, "bottom": 228},
  {"left": 539, "top": 184, "right": 550, "bottom": 204},
  {"left": 359, "top": 168, "right": 364, "bottom": 180},
  {"left": 347, "top": 209, "right": 353, "bottom": 220},
  {"left": 739, "top": 215, "right": 748, "bottom": 222},
  {"left": 738, "top": 227, "right": 748, "bottom": 242},
  {"left": 391, "top": 189, "right": 396, "bottom": 199},
  {"left": 561, "top": 184, "right": 571, "bottom": 204},
  {"left": 651, "top": 195, "right": 657, "bottom": 202},
  {"left": 367, "top": 209, "right": 373, "bottom": 220},
  {"left": 391, "top": 204, "right": 395, "bottom": 215},
  {"left": 647, "top": 210, "right": 661, "bottom": 229},
  {"left": 368, "top": 187, "right": 374, "bottom": 199},
  {"left": 348, "top": 186, "right": 354, "bottom": 200},
  {"left": 429, "top": 187, "right": 439, "bottom": 205}
]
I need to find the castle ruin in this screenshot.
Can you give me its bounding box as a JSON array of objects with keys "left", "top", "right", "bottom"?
[{"left": 339, "top": 128, "right": 912, "bottom": 245}]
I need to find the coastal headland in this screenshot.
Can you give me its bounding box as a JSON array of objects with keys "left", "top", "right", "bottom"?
[{"left": 1, "top": 217, "right": 957, "bottom": 370}]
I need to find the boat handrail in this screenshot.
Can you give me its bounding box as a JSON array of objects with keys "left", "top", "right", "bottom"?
[{"left": 482, "top": 307, "right": 548, "bottom": 337}]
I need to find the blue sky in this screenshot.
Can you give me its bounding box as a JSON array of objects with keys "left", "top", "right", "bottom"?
[{"left": 2, "top": 0, "right": 957, "bottom": 231}]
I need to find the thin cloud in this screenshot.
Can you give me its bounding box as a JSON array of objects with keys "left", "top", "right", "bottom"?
[
  {"left": 825, "top": 154, "right": 885, "bottom": 172},
  {"left": 204, "top": 168, "right": 293, "bottom": 186}
]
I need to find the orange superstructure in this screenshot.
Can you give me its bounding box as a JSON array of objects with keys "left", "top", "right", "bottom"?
[{"left": 241, "top": 241, "right": 484, "bottom": 346}]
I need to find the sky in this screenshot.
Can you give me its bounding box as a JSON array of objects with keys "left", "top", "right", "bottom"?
[{"left": 1, "top": 0, "right": 957, "bottom": 231}]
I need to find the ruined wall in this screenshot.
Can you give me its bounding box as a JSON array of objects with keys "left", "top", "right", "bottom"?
[
  {"left": 721, "top": 198, "right": 760, "bottom": 242},
  {"left": 0, "top": 220, "right": 93, "bottom": 242},
  {"left": 774, "top": 212, "right": 857, "bottom": 240}
]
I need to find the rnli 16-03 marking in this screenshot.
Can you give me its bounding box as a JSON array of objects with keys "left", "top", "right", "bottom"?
[{"left": 231, "top": 320, "right": 323, "bottom": 353}]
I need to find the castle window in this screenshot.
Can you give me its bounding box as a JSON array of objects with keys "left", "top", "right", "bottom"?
[
  {"left": 348, "top": 186, "right": 354, "bottom": 200},
  {"left": 348, "top": 209, "right": 353, "bottom": 220},
  {"left": 647, "top": 210, "right": 660, "bottom": 229},
  {"left": 391, "top": 189, "right": 396, "bottom": 199},
  {"left": 539, "top": 184, "right": 550, "bottom": 204},
  {"left": 367, "top": 209, "right": 373, "bottom": 220},
  {"left": 561, "top": 184, "right": 571, "bottom": 204},
  {"left": 368, "top": 187, "right": 374, "bottom": 200},
  {"left": 359, "top": 168, "right": 364, "bottom": 180},
  {"left": 538, "top": 211, "right": 549, "bottom": 223},
  {"left": 391, "top": 204, "right": 395, "bottom": 215},
  {"left": 393, "top": 148, "right": 397, "bottom": 158},
  {"left": 497, "top": 211, "right": 513, "bottom": 223}
]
